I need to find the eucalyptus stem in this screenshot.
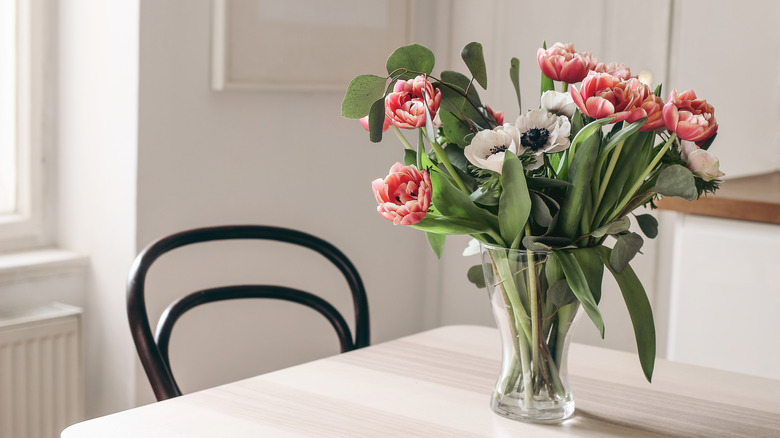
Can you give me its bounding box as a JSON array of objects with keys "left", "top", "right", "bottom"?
[
  {"left": 609, "top": 133, "right": 676, "bottom": 222},
  {"left": 391, "top": 125, "right": 414, "bottom": 150}
]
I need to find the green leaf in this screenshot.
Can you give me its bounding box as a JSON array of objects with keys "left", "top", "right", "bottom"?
[
  {"left": 429, "top": 171, "right": 499, "bottom": 232},
  {"left": 526, "top": 177, "right": 571, "bottom": 191},
  {"left": 559, "top": 133, "right": 601, "bottom": 239},
  {"left": 635, "top": 214, "right": 658, "bottom": 239},
  {"left": 368, "top": 98, "right": 386, "bottom": 143},
  {"left": 461, "top": 42, "right": 488, "bottom": 89},
  {"left": 554, "top": 250, "right": 605, "bottom": 337},
  {"left": 590, "top": 216, "right": 631, "bottom": 239},
  {"left": 548, "top": 280, "right": 578, "bottom": 307},
  {"left": 654, "top": 164, "right": 697, "bottom": 201},
  {"left": 522, "top": 236, "right": 573, "bottom": 251},
  {"left": 596, "top": 246, "right": 656, "bottom": 382},
  {"left": 341, "top": 75, "right": 388, "bottom": 119},
  {"left": 510, "top": 57, "right": 521, "bottom": 112},
  {"left": 439, "top": 71, "right": 485, "bottom": 126},
  {"left": 403, "top": 148, "right": 417, "bottom": 166},
  {"left": 426, "top": 232, "right": 445, "bottom": 258},
  {"left": 386, "top": 44, "right": 435, "bottom": 76},
  {"left": 530, "top": 192, "right": 553, "bottom": 228},
  {"left": 499, "top": 152, "right": 531, "bottom": 247},
  {"left": 411, "top": 215, "right": 490, "bottom": 235},
  {"left": 610, "top": 232, "right": 644, "bottom": 273},
  {"left": 467, "top": 264, "right": 486, "bottom": 288},
  {"left": 571, "top": 247, "right": 604, "bottom": 304},
  {"left": 439, "top": 111, "right": 474, "bottom": 148}
]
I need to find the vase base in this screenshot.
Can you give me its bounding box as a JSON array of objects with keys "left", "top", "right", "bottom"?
[{"left": 490, "top": 396, "right": 575, "bottom": 423}]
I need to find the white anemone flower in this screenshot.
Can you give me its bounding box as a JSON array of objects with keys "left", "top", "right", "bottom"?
[
  {"left": 464, "top": 124, "right": 521, "bottom": 174},
  {"left": 540, "top": 90, "right": 577, "bottom": 118},
  {"left": 515, "top": 108, "right": 571, "bottom": 169}
]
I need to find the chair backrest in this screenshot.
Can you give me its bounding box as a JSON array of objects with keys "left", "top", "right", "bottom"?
[{"left": 127, "top": 225, "right": 370, "bottom": 401}]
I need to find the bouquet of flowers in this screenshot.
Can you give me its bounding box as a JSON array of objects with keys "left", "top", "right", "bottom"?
[{"left": 342, "top": 41, "right": 722, "bottom": 420}]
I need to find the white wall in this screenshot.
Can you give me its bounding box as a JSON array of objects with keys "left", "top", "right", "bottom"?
[
  {"left": 56, "top": 0, "right": 139, "bottom": 417},
  {"left": 133, "top": 0, "right": 439, "bottom": 406}
]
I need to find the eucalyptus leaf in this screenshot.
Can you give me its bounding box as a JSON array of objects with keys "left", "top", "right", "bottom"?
[
  {"left": 426, "top": 232, "right": 445, "bottom": 259},
  {"left": 368, "top": 98, "right": 386, "bottom": 143},
  {"left": 590, "top": 216, "right": 631, "bottom": 239},
  {"left": 499, "top": 152, "right": 532, "bottom": 247},
  {"left": 610, "top": 232, "right": 644, "bottom": 273},
  {"left": 341, "top": 75, "right": 388, "bottom": 119},
  {"left": 386, "top": 44, "right": 435, "bottom": 76},
  {"left": 596, "top": 246, "right": 656, "bottom": 382},
  {"left": 548, "top": 280, "right": 578, "bottom": 307},
  {"left": 635, "top": 214, "right": 659, "bottom": 239},
  {"left": 467, "top": 264, "right": 486, "bottom": 288},
  {"left": 522, "top": 236, "right": 573, "bottom": 251},
  {"left": 654, "top": 164, "right": 697, "bottom": 201},
  {"left": 440, "top": 71, "right": 483, "bottom": 106},
  {"left": 530, "top": 192, "right": 553, "bottom": 227},
  {"left": 461, "top": 42, "right": 488, "bottom": 89},
  {"left": 440, "top": 110, "right": 474, "bottom": 148}
]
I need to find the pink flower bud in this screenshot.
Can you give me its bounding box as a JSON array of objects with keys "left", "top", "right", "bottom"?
[
  {"left": 537, "top": 43, "right": 593, "bottom": 84},
  {"left": 662, "top": 89, "right": 718, "bottom": 145},
  {"left": 384, "top": 75, "right": 442, "bottom": 129},
  {"left": 371, "top": 162, "right": 432, "bottom": 225}
]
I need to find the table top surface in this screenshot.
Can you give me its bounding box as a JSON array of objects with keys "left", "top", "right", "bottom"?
[{"left": 62, "top": 325, "right": 780, "bottom": 437}]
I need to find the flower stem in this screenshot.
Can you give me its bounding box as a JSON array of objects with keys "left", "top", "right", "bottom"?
[
  {"left": 428, "top": 139, "right": 470, "bottom": 194},
  {"left": 391, "top": 125, "right": 414, "bottom": 150},
  {"left": 592, "top": 139, "right": 626, "bottom": 222},
  {"left": 608, "top": 133, "right": 676, "bottom": 223}
]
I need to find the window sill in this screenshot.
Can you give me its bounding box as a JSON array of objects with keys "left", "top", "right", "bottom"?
[{"left": 0, "top": 248, "right": 88, "bottom": 285}]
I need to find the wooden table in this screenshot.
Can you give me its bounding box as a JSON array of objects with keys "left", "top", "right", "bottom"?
[{"left": 62, "top": 325, "right": 780, "bottom": 437}]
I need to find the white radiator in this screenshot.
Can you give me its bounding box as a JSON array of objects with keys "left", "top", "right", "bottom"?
[{"left": 0, "top": 303, "right": 83, "bottom": 438}]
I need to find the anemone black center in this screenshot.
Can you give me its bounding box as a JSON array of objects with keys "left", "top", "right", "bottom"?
[
  {"left": 521, "top": 128, "right": 550, "bottom": 151},
  {"left": 486, "top": 144, "right": 509, "bottom": 159}
]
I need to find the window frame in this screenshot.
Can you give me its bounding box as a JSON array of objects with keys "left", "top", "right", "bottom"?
[{"left": 0, "top": 0, "right": 47, "bottom": 251}]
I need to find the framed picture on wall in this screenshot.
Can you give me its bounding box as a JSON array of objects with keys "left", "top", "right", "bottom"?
[{"left": 211, "top": 0, "right": 413, "bottom": 91}]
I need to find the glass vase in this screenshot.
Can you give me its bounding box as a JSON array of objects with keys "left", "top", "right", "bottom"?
[{"left": 480, "top": 243, "right": 581, "bottom": 422}]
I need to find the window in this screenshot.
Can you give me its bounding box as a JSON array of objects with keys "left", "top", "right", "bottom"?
[{"left": 0, "top": 0, "right": 45, "bottom": 250}]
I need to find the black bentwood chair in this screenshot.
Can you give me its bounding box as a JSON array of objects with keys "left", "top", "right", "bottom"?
[{"left": 126, "top": 225, "right": 370, "bottom": 401}]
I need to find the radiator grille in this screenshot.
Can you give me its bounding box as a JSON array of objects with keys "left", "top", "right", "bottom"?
[{"left": 0, "top": 303, "right": 83, "bottom": 438}]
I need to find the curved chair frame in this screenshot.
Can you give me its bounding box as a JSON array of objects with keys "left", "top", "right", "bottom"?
[{"left": 127, "top": 225, "right": 370, "bottom": 401}]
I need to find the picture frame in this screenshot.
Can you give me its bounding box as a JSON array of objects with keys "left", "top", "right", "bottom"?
[{"left": 211, "top": 0, "right": 413, "bottom": 92}]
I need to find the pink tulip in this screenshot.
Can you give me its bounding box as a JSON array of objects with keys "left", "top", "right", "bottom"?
[
  {"left": 593, "top": 62, "right": 632, "bottom": 80},
  {"left": 537, "top": 43, "right": 593, "bottom": 84},
  {"left": 384, "top": 75, "right": 442, "bottom": 129},
  {"left": 569, "top": 72, "right": 644, "bottom": 123},
  {"left": 372, "top": 162, "right": 432, "bottom": 225},
  {"left": 626, "top": 85, "right": 666, "bottom": 131},
  {"left": 359, "top": 115, "right": 393, "bottom": 132},
  {"left": 662, "top": 89, "right": 718, "bottom": 145},
  {"left": 486, "top": 105, "right": 504, "bottom": 126}
]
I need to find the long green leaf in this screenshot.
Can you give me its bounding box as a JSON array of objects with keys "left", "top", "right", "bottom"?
[
  {"left": 571, "top": 247, "right": 604, "bottom": 304},
  {"left": 592, "top": 131, "right": 649, "bottom": 228},
  {"left": 426, "top": 232, "right": 445, "bottom": 258},
  {"left": 596, "top": 246, "right": 656, "bottom": 382},
  {"left": 498, "top": 152, "right": 531, "bottom": 248},
  {"left": 510, "top": 57, "right": 521, "bottom": 113},
  {"left": 341, "top": 75, "right": 387, "bottom": 119},
  {"left": 429, "top": 171, "right": 499, "bottom": 232},
  {"left": 461, "top": 42, "right": 488, "bottom": 89},
  {"left": 555, "top": 250, "right": 604, "bottom": 337},
  {"left": 411, "top": 215, "right": 489, "bottom": 235},
  {"left": 559, "top": 133, "right": 600, "bottom": 239}
]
